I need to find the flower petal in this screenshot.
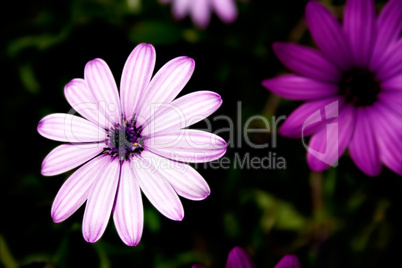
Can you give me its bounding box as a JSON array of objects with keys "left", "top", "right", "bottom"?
[
  {"left": 273, "top": 42, "right": 342, "bottom": 82},
  {"left": 373, "top": 104, "right": 402, "bottom": 175},
  {"left": 211, "top": 0, "right": 237, "bottom": 24},
  {"left": 307, "top": 104, "right": 356, "bottom": 171},
  {"left": 262, "top": 74, "right": 338, "bottom": 100},
  {"left": 172, "top": 0, "right": 190, "bottom": 19},
  {"left": 190, "top": 0, "right": 211, "bottom": 28},
  {"left": 120, "top": 44, "right": 156, "bottom": 121},
  {"left": 305, "top": 1, "right": 353, "bottom": 70},
  {"left": 343, "top": 0, "right": 376, "bottom": 67},
  {"left": 136, "top": 57, "right": 195, "bottom": 126},
  {"left": 274, "top": 255, "right": 301, "bottom": 268},
  {"left": 375, "top": 39, "right": 402, "bottom": 81},
  {"left": 132, "top": 155, "right": 184, "bottom": 221},
  {"left": 51, "top": 155, "right": 109, "bottom": 223},
  {"left": 141, "top": 91, "right": 222, "bottom": 136},
  {"left": 226, "top": 247, "right": 255, "bottom": 268},
  {"left": 83, "top": 158, "right": 121, "bottom": 243},
  {"left": 140, "top": 151, "right": 210, "bottom": 200},
  {"left": 113, "top": 161, "right": 143, "bottom": 246},
  {"left": 41, "top": 143, "right": 103, "bottom": 176},
  {"left": 64, "top": 79, "right": 110, "bottom": 129},
  {"left": 144, "top": 129, "right": 227, "bottom": 163},
  {"left": 377, "top": 90, "right": 402, "bottom": 115},
  {"left": 381, "top": 74, "right": 402, "bottom": 92},
  {"left": 349, "top": 107, "right": 381, "bottom": 176},
  {"left": 84, "top": 58, "right": 121, "bottom": 125},
  {"left": 37, "top": 113, "right": 107, "bottom": 142},
  {"left": 370, "top": 0, "right": 402, "bottom": 69},
  {"left": 279, "top": 96, "right": 343, "bottom": 138}
]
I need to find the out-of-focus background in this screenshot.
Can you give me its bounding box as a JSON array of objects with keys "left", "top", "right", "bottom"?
[{"left": 2, "top": 0, "right": 401, "bottom": 267}]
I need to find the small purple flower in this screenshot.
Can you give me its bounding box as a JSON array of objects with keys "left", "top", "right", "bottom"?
[
  {"left": 263, "top": 0, "right": 402, "bottom": 176},
  {"left": 159, "top": 0, "right": 238, "bottom": 29},
  {"left": 193, "top": 247, "right": 300, "bottom": 268},
  {"left": 38, "top": 43, "right": 227, "bottom": 246}
]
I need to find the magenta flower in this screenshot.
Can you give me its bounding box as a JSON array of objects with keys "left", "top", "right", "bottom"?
[
  {"left": 159, "top": 0, "right": 238, "bottom": 29},
  {"left": 37, "top": 43, "right": 226, "bottom": 246},
  {"left": 193, "top": 246, "right": 301, "bottom": 268},
  {"left": 263, "top": 0, "right": 402, "bottom": 176}
]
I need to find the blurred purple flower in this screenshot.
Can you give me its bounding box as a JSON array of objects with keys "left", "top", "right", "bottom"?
[
  {"left": 263, "top": 0, "right": 402, "bottom": 176},
  {"left": 159, "top": 0, "right": 238, "bottom": 29},
  {"left": 193, "top": 246, "right": 300, "bottom": 268},
  {"left": 38, "top": 43, "right": 226, "bottom": 246}
]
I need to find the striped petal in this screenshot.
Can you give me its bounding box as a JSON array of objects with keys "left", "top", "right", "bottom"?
[
  {"left": 375, "top": 40, "right": 402, "bottom": 81},
  {"left": 84, "top": 58, "right": 121, "bottom": 125},
  {"left": 38, "top": 113, "right": 107, "bottom": 143},
  {"left": 132, "top": 155, "right": 184, "bottom": 221},
  {"left": 262, "top": 74, "right": 338, "bottom": 100},
  {"left": 279, "top": 96, "right": 343, "bottom": 138},
  {"left": 120, "top": 44, "right": 156, "bottom": 121},
  {"left": 273, "top": 42, "right": 342, "bottom": 82},
  {"left": 307, "top": 104, "right": 356, "bottom": 171},
  {"left": 41, "top": 143, "right": 103, "bottom": 176},
  {"left": 83, "top": 158, "right": 121, "bottom": 243},
  {"left": 113, "top": 161, "right": 143, "bottom": 246},
  {"left": 142, "top": 91, "right": 222, "bottom": 136},
  {"left": 136, "top": 57, "right": 195, "bottom": 126},
  {"left": 51, "top": 155, "right": 109, "bottom": 223},
  {"left": 343, "top": 0, "right": 376, "bottom": 67},
  {"left": 144, "top": 129, "right": 227, "bottom": 163},
  {"left": 349, "top": 107, "right": 381, "bottom": 176},
  {"left": 305, "top": 1, "right": 353, "bottom": 70},
  {"left": 190, "top": 0, "right": 211, "bottom": 28},
  {"left": 140, "top": 151, "right": 210, "bottom": 200}
]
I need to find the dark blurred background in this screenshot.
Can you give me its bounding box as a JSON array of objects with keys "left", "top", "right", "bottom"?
[{"left": 2, "top": 0, "right": 401, "bottom": 267}]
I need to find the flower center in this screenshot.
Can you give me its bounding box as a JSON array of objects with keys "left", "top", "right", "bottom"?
[
  {"left": 104, "top": 117, "right": 143, "bottom": 161},
  {"left": 339, "top": 68, "right": 380, "bottom": 106}
]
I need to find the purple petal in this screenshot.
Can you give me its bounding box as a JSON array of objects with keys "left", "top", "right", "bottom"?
[
  {"left": 349, "top": 107, "right": 382, "bottom": 176},
  {"left": 113, "top": 161, "right": 143, "bottom": 246},
  {"left": 37, "top": 113, "right": 107, "bottom": 142},
  {"left": 377, "top": 91, "right": 402, "bottom": 115},
  {"left": 226, "top": 247, "right": 255, "bottom": 268},
  {"left": 120, "top": 43, "right": 156, "bottom": 121},
  {"left": 172, "top": 0, "right": 190, "bottom": 19},
  {"left": 136, "top": 56, "right": 195, "bottom": 126},
  {"left": 64, "top": 79, "right": 110, "bottom": 129},
  {"left": 51, "top": 155, "right": 109, "bottom": 223},
  {"left": 83, "top": 158, "right": 120, "bottom": 243},
  {"left": 132, "top": 155, "right": 184, "bottom": 221},
  {"left": 41, "top": 143, "right": 103, "bottom": 176},
  {"left": 262, "top": 74, "right": 338, "bottom": 100},
  {"left": 305, "top": 1, "right": 353, "bottom": 70},
  {"left": 279, "top": 96, "right": 343, "bottom": 138},
  {"left": 370, "top": 0, "right": 402, "bottom": 69},
  {"left": 273, "top": 42, "right": 342, "bottom": 82},
  {"left": 307, "top": 104, "right": 356, "bottom": 171},
  {"left": 274, "top": 255, "right": 301, "bottom": 268},
  {"left": 144, "top": 129, "right": 227, "bottom": 163},
  {"left": 343, "top": 0, "right": 376, "bottom": 67},
  {"left": 140, "top": 151, "right": 210, "bottom": 200},
  {"left": 381, "top": 74, "right": 402, "bottom": 92},
  {"left": 375, "top": 40, "right": 402, "bottom": 81},
  {"left": 189, "top": 0, "right": 211, "bottom": 28},
  {"left": 373, "top": 104, "right": 402, "bottom": 175},
  {"left": 211, "top": 0, "right": 237, "bottom": 24},
  {"left": 141, "top": 91, "right": 222, "bottom": 136},
  {"left": 84, "top": 58, "right": 121, "bottom": 125}
]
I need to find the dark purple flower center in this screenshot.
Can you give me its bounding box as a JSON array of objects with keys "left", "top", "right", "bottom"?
[
  {"left": 104, "top": 118, "right": 143, "bottom": 161},
  {"left": 339, "top": 68, "right": 380, "bottom": 106}
]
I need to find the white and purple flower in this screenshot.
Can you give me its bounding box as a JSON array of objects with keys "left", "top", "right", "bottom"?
[
  {"left": 159, "top": 0, "right": 238, "bottom": 29},
  {"left": 38, "top": 43, "right": 227, "bottom": 246},
  {"left": 263, "top": 0, "right": 402, "bottom": 176}
]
